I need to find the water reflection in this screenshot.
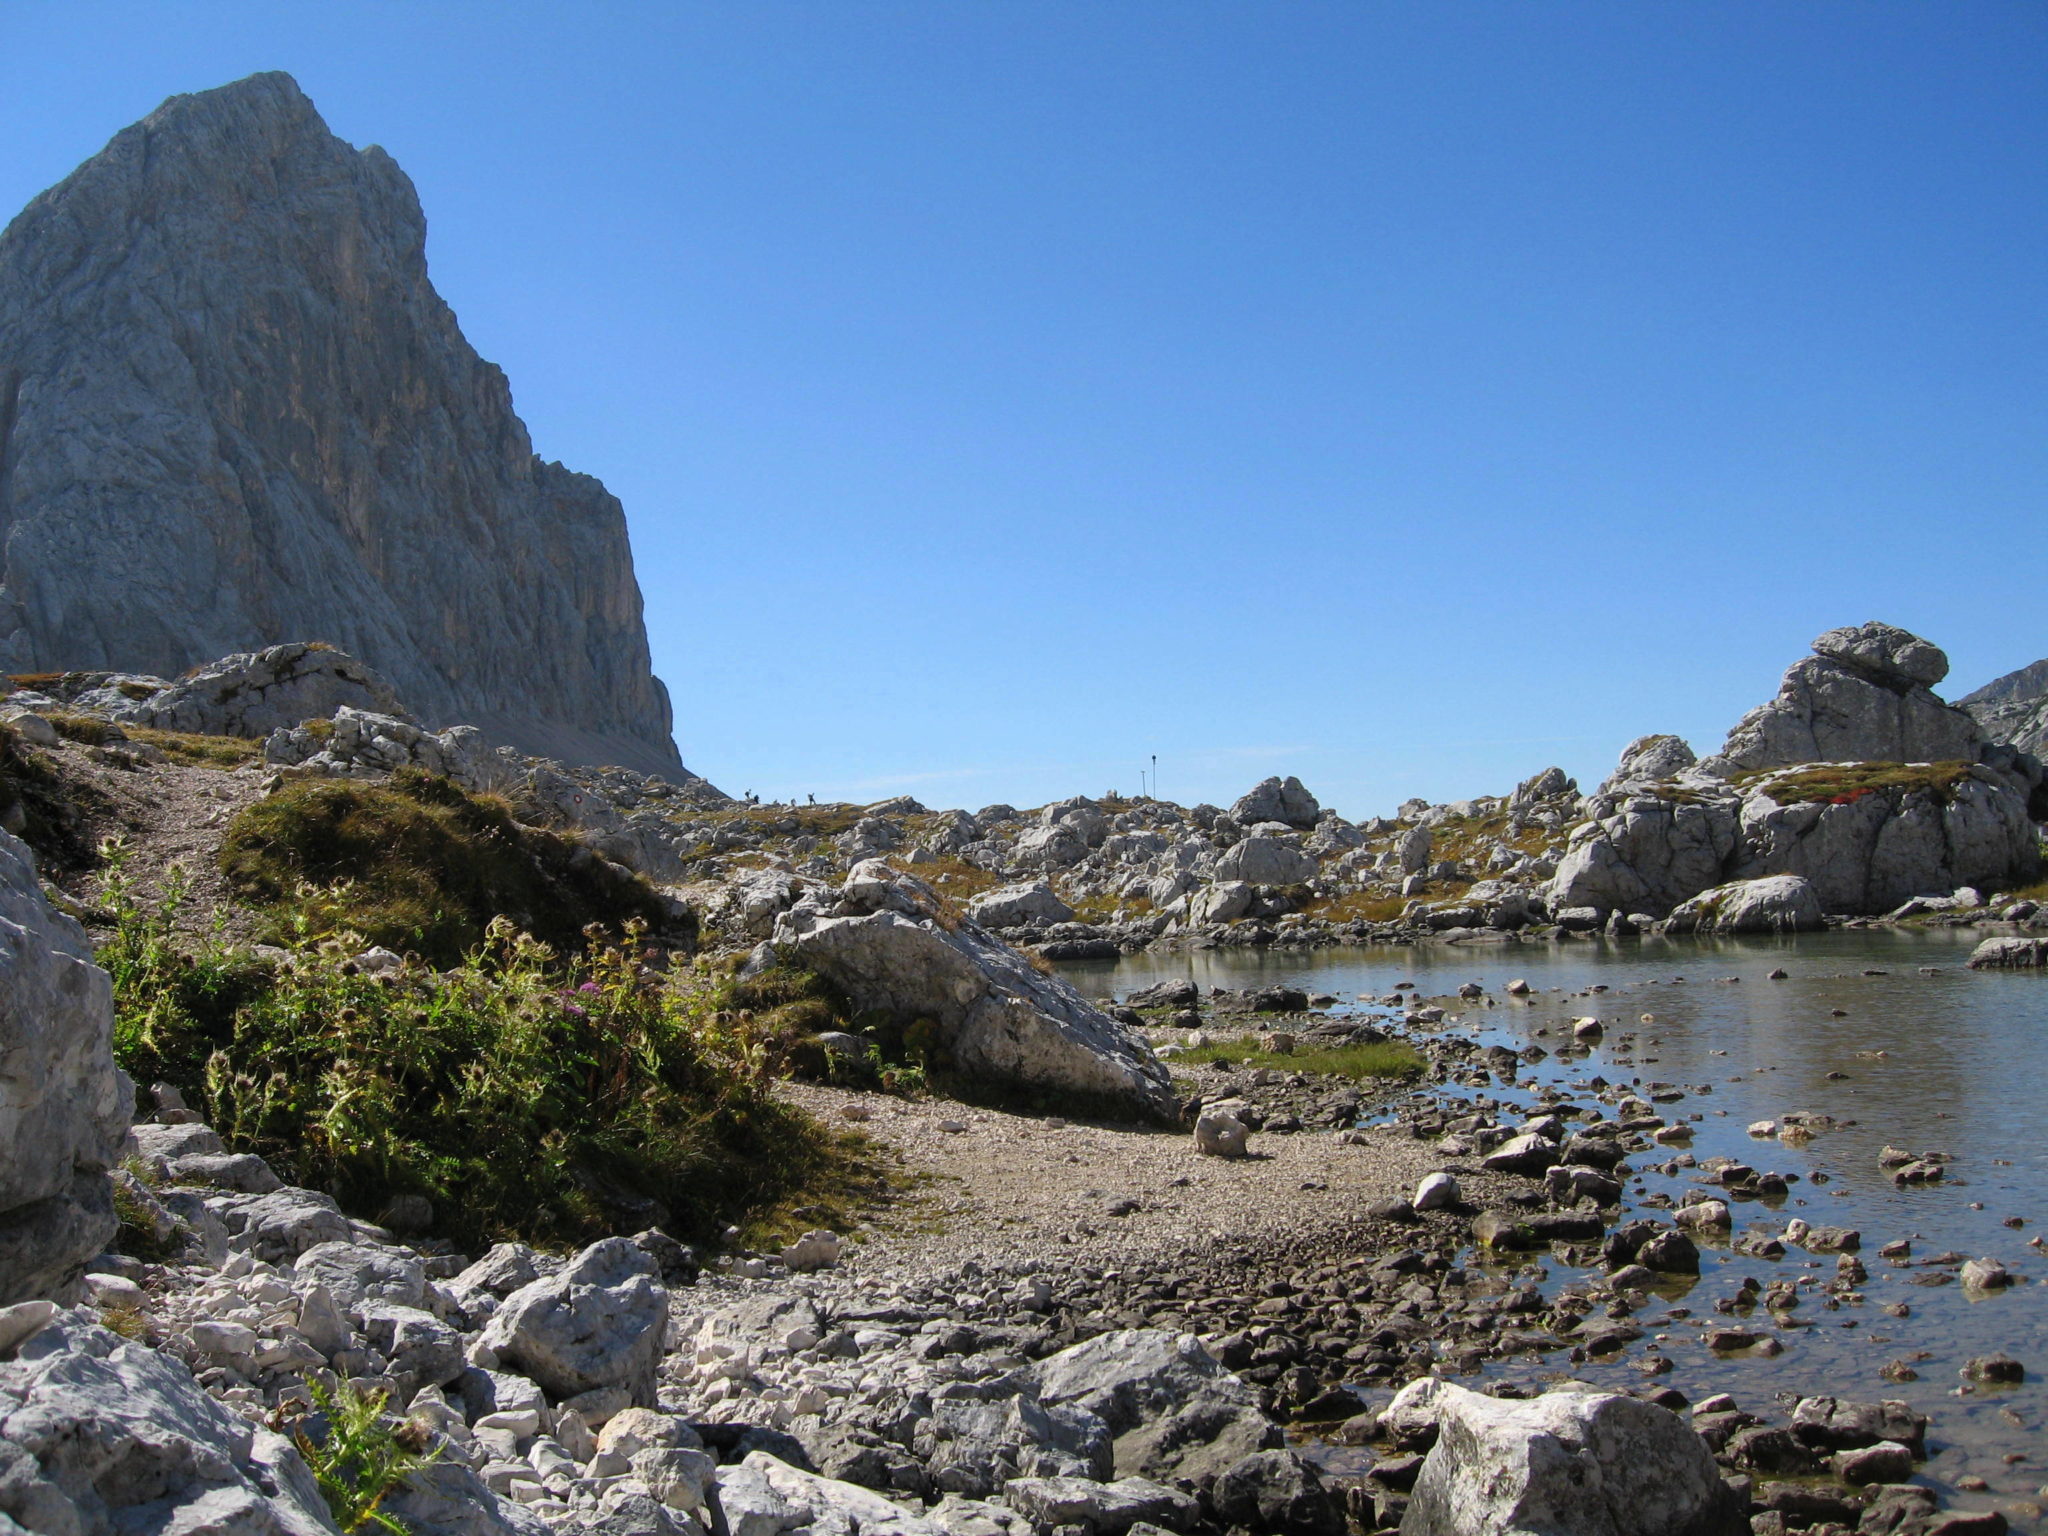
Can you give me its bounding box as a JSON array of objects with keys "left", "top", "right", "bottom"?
[{"left": 1062, "top": 931, "right": 2048, "bottom": 1526}]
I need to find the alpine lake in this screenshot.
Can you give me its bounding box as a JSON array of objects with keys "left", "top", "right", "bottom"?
[{"left": 1062, "top": 929, "right": 2048, "bottom": 1530}]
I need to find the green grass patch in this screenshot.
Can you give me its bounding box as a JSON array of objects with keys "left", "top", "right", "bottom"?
[
  {"left": 1300, "top": 890, "right": 1412, "bottom": 924},
  {"left": 1755, "top": 761, "right": 1976, "bottom": 806},
  {"left": 219, "top": 767, "right": 681, "bottom": 967},
  {"left": 1172, "top": 1036, "right": 1424, "bottom": 1080}
]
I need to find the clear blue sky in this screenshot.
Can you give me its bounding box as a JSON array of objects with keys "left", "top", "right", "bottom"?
[{"left": 4, "top": 4, "right": 2043, "bottom": 816}]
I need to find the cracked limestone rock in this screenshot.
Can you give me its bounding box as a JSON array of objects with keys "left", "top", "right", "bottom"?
[
  {"left": 774, "top": 863, "right": 1176, "bottom": 1121},
  {"left": 1394, "top": 1379, "right": 1748, "bottom": 1536},
  {"left": 0, "top": 827, "right": 131, "bottom": 1305}
]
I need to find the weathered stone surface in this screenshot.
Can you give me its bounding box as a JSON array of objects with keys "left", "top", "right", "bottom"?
[
  {"left": 291, "top": 1240, "right": 429, "bottom": 1311},
  {"left": 1705, "top": 623, "right": 1980, "bottom": 775},
  {"left": 1554, "top": 633, "right": 2042, "bottom": 915},
  {"left": 1193, "top": 1110, "right": 1249, "bottom": 1159},
  {"left": 1212, "top": 836, "right": 1317, "bottom": 886},
  {"left": 1729, "top": 765, "right": 2039, "bottom": 913},
  {"left": 1968, "top": 936, "right": 2048, "bottom": 970},
  {"left": 0, "top": 1313, "right": 337, "bottom": 1536},
  {"left": 1663, "top": 875, "right": 1824, "bottom": 935},
  {"left": 1600, "top": 734, "right": 1699, "bottom": 793},
  {"left": 0, "top": 72, "right": 682, "bottom": 774},
  {"left": 1187, "top": 881, "right": 1255, "bottom": 926},
  {"left": 383, "top": 1461, "right": 550, "bottom": 1536},
  {"left": 1394, "top": 1379, "right": 1747, "bottom": 1536},
  {"left": 1229, "top": 777, "right": 1321, "bottom": 831},
  {"left": 967, "top": 882, "right": 1075, "bottom": 929},
  {"left": 728, "top": 1451, "right": 943, "bottom": 1536},
  {"left": 105, "top": 643, "right": 399, "bottom": 738},
  {"left": 1961, "top": 656, "right": 2048, "bottom": 758},
  {"left": 774, "top": 865, "right": 1176, "bottom": 1120},
  {"left": 478, "top": 1237, "right": 669, "bottom": 1405},
  {"left": 1030, "top": 1329, "right": 1278, "bottom": 1482},
  {"left": 1549, "top": 781, "right": 1741, "bottom": 918},
  {"left": 927, "top": 1395, "right": 1111, "bottom": 1494},
  {"left": 0, "top": 827, "right": 131, "bottom": 1305},
  {"left": 1003, "top": 1474, "right": 1199, "bottom": 1534},
  {"left": 1210, "top": 1449, "right": 1343, "bottom": 1536},
  {"left": 263, "top": 707, "right": 516, "bottom": 793},
  {"left": 205, "top": 1188, "right": 360, "bottom": 1262}
]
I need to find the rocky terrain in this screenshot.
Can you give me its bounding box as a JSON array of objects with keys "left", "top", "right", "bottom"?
[
  {"left": 6, "top": 623, "right": 2044, "bottom": 976},
  {"left": 0, "top": 73, "right": 685, "bottom": 775},
  {"left": 1962, "top": 659, "right": 2048, "bottom": 761}
]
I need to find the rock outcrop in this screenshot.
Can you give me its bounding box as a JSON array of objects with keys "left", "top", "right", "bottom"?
[
  {"left": 1962, "top": 656, "right": 2048, "bottom": 759},
  {"left": 477, "top": 1238, "right": 670, "bottom": 1408},
  {"left": 1554, "top": 624, "right": 2045, "bottom": 918},
  {"left": 1228, "top": 776, "right": 1321, "bottom": 831},
  {"left": 1702, "top": 622, "right": 1981, "bottom": 776},
  {"left": 773, "top": 863, "right": 1177, "bottom": 1120},
  {"left": 0, "top": 827, "right": 131, "bottom": 1305},
  {"left": 0, "top": 72, "right": 683, "bottom": 775},
  {"left": 102, "top": 642, "right": 401, "bottom": 738}
]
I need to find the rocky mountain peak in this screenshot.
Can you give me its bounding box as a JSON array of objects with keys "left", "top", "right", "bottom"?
[
  {"left": 1960, "top": 656, "right": 2048, "bottom": 758},
  {"left": 0, "top": 72, "right": 689, "bottom": 776}
]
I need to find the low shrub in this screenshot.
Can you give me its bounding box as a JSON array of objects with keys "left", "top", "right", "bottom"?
[
  {"left": 284, "top": 1377, "right": 438, "bottom": 1535},
  {"left": 100, "top": 852, "right": 865, "bottom": 1250}
]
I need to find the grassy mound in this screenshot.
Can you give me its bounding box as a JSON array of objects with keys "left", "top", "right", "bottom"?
[
  {"left": 220, "top": 768, "right": 681, "bottom": 966},
  {"left": 101, "top": 859, "right": 873, "bottom": 1250},
  {"left": 126, "top": 726, "right": 264, "bottom": 768},
  {"left": 1757, "top": 761, "right": 1976, "bottom": 807}
]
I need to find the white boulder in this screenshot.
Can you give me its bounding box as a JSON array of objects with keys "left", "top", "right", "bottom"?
[{"left": 1396, "top": 1379, "right": 1748, "bottom": 1536}]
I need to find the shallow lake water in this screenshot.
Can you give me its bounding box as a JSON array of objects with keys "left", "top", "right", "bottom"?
[{"left": 1063, "top": 931, "right": 2048, "bottom": 1527}]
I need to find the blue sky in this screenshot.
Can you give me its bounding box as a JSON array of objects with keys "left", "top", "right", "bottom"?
[{"left": 4, "top": 3, "right": 2043, "bottom": 816}]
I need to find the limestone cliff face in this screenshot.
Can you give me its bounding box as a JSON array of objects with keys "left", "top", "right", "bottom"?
[
  {"left": 0, "top": 72, "right": 684, "bottom": 775},
  {"left": 1961, "top": 657, "right": 2048, "bottom": 759}
]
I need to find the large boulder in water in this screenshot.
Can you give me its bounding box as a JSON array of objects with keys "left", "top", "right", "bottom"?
[
  {"left": 1393, "top": 1379, "right": 1747, "bottom": 1536},
  {"left": 1553, "top": 625, "right": 2045, "bottom": 917},
  {"left": 1728, "top": 762, "right": 2039, "bottom": 913},
  {"left": 1548, "top": 778, "right": 1742, "bottom": 918},
  {"left": 775, "top": 864, "right": 1176, "bottom": 1121},
  {"left": 0, "top": 828, "right": 132, "bottom": 1305},
  {"left": 1664, "top": 874, "right": 1824, "bottom": 935}
]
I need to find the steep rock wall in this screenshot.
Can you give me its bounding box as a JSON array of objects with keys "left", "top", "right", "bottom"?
[{"left": 0, "top": 72, "right": 683, "bottom": 775}]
